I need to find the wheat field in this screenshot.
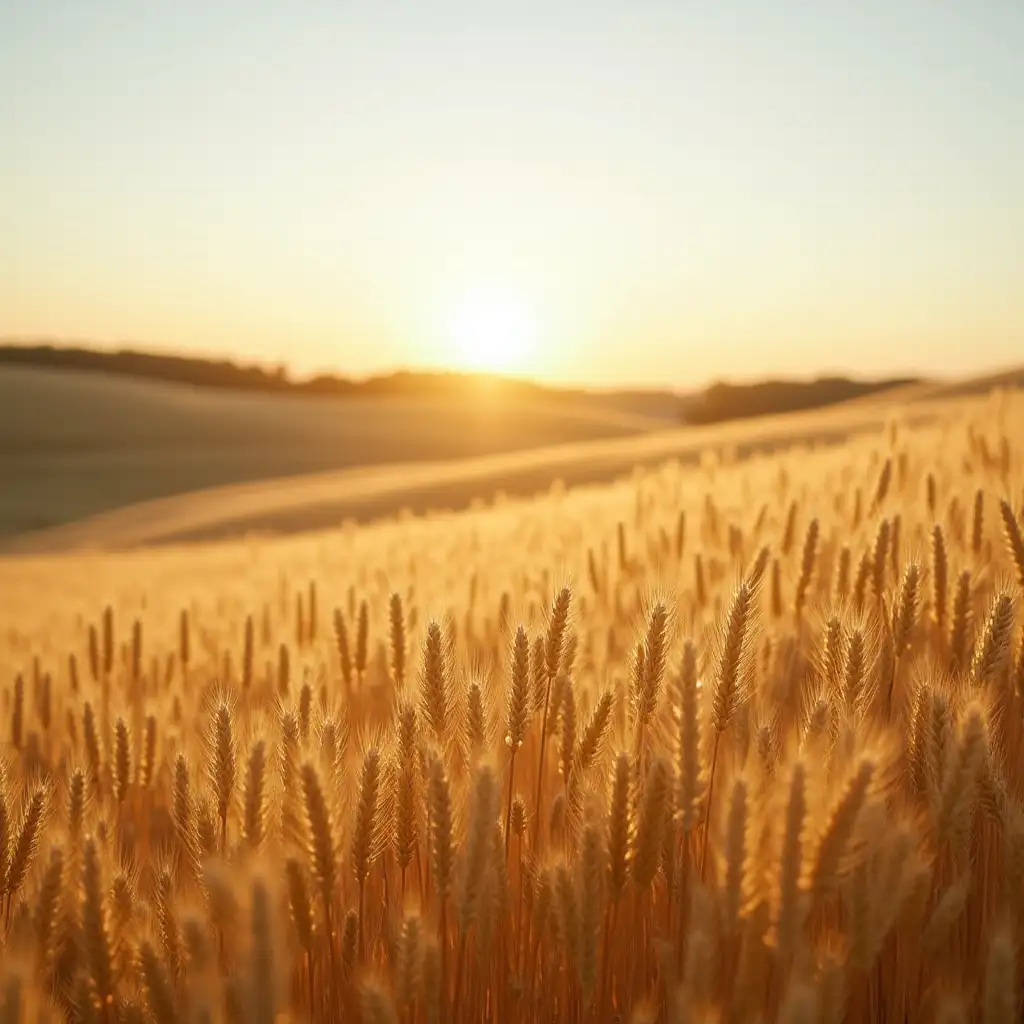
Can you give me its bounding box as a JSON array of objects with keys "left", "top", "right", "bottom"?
[{"left": 2, "top": 389, "right": 1024, "bottom": 1023}]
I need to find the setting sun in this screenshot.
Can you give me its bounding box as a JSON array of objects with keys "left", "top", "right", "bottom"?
[{"left": 448, "top": 288, "right": 538, "bottom": 375}]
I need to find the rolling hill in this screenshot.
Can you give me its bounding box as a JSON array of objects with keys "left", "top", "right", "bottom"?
[
  {"left": 0, "top": 363, "right": 678, "bottom": 538},
  {"left": 2, "top": 344, "right": 1015, "bottom": 550},
  {"left": 3, "top": 372, "right": 994, "bottom": 555}
]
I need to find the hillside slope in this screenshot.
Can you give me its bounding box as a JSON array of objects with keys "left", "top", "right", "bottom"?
[
  {"left": 0, "top": 364, "right": 676, "bottom": 537},
  {"left": 3, "top": 377, "right": 985, "bottom": 554}
]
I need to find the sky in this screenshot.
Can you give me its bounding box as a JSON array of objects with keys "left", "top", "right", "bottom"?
[{"left": 1, "top": 0, "right": 1022, "bottom": 390}]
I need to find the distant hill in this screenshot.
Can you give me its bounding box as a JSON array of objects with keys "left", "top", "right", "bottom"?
[
  {"left": 0, "top": 340, "right": 679, "bottom": 412},
  {"left": 0, "top": 359, "right": 682, "bottom": 538},
  {"left": 680, "top": 375, "right": 921, "bottom": 425},
  {"left": 0, "top": 341, "right": 940, "bottom": 540},
  {"left": 1, "top": 375, "right": 984, "bottom": 554}
]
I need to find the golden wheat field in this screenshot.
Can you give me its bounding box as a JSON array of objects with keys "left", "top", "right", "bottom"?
[{"left": 2, "top": 389, "right": 1024, "bottom": 1024}]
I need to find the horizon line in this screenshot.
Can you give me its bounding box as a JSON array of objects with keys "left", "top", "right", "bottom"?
[{"left": 0, "top": 334, "right": 965, "bottom": 397}]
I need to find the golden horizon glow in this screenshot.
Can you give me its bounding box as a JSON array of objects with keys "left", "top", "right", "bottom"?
[{"left": 447, "top": 287, "right": 539, "bottom": 376}]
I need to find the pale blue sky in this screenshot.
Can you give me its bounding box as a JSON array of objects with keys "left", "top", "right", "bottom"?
[{"left": 2, "top": 1, "right": 1022, "bottom": 388}]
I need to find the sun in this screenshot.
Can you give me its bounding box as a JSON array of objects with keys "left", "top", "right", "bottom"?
[{"left": 448, "top": 288, "right": 538, "bottom": 375}]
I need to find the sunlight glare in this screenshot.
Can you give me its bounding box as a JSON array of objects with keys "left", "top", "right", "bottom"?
[{"left": 449, "top": 288, "right": 538, "bottom": 375}]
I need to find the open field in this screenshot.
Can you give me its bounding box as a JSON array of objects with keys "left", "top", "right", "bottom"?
[
  {"left": 0, "top": 364, "right": 680, "bottom": 539},
  {"left": 1, "top": 386, "right": 1024, "bottom": 1021}
]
